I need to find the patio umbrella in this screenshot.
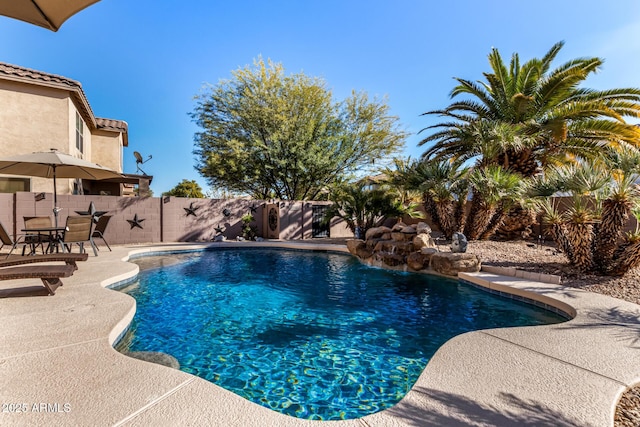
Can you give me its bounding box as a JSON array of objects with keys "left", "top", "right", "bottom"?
[
  {"left": 0, "top": 149, "right": 122, "bottom": 226},
  {"left": 0, "top": 0, "right": 100, "bottom": 32}
]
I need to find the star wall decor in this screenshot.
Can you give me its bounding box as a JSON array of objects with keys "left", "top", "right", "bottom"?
[
  {"left": 249, "top": 204, "right": 258, "bottom": 214},
  {"left": 75, "top": 201, "right": 108, "bottom": 223},
  {"left": 214, "top": 224, "right": 225, "bottom": 235},
  {"left": 184, "top": 202, "right": 200, "bottom": 217},
  {"left": 127, "top": 214, "right": 145, "bottom": 230}
]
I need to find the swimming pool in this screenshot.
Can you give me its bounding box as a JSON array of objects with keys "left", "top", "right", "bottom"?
[{"left": 118, "top": 248, "right": 566, "bottom": 420}]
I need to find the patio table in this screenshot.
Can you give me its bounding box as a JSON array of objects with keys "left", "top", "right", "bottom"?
[{"left": 21, "top": 226, "right": 67, "bottom": 254}]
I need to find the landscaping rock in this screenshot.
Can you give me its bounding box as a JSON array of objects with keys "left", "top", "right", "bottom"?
[
  {"left": 380, "top": 253, "right": 404, "bottom": 267},
  {"left": 391, "top": 232, "right": 409, "bottom": 242},
  {"left": 421, "top": 247, "right": 438, "bottom": 255},
  {"left": 356, "top": 246, "right": 374, "bottom": 259},
  {"left": 451, "top": 232, "right": 468, "bottom": 253},
  {"left": 413, "top": 234, "right": 436, "bottom": 250},
  {"left": 375, "top": 241, "right": 414, "bottom": 256},
  {"left": 366, "top": 237, "right": 386, "bottom": 250},
  {"left": 401, "top": 226, "right": 417, "bottom": 234},
  {"left": 391, "top": 222, "right": 407, "bottom": 232},
  {"left": 407, "top": 252, "right": 430, "bottom": 270},
  {"left": 346, "top": 239, "right": 366, "bottom": 255},
  {"left": 430, "top": 252, "right": 481, "bottom": 276},
  {"left": 365, "top": 226, "right": 391, "bottom": 241},
  {"left": 416, "top": 222, "right": 432, "bottom": 235}
]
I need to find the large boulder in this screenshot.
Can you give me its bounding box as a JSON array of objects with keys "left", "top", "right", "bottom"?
[
  {"left": 391, "top": 232, "right": 410, "bottom": 242},
  {"left": 415, "top": 222, "right": 432, "bottom": 235},
  {"left": 401, "top": 225, "right": 417, "bottom": 234},
  {"left": 413, "top": 234, "right": 436, "bottom": 250},
  {"left": 430, "top": 252, "right": 481, "bottom": 277},
  {"left": 356, "top": 246, "right": 374, "bottom": 259},
  {"left": 380, "top": 253, "right": 404, "bottom": 267},
  {"left": 391, "top": 222, "right": 407, "bottom": 232},
  {"left": 450, "top": 232, "right": 468, "bottom": 253},
  {"left": 365, "top": 226, "right": 392, "bottom": 241},
  {"left": 346, "top": 239, "right": 365, "bottom": 255},
  {"left": 406, "top": 252, "right": 429, "bottom": 270}
]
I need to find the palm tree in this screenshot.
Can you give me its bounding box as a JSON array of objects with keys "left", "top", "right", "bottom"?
[
  {"left": 420, "top": 41, "right": 640, "bottom": 175},
  {"left": 403, "top": 159, "right": 469, "bottom": 238},
  {"left": 532, "top": 150, "right": 640, "bottom": 275},
  {"left": 609, "top": 206, "right": 640, "bottom": 276},
  {"left": 592, "top": 145, "right": 640, "bottom": 272},
  {"left": 419, "top": 42, "right": 640, "bottom": 239},
  {"left": 324, "top": 181, "right": 423, "bottom": 238},
  {"left": 464, "top": 165, "right": 523, "bottom": 240}
]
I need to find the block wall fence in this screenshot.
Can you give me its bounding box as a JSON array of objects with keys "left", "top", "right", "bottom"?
[{"left": 0, "top": 192, "right": 354, "bottom": 245}]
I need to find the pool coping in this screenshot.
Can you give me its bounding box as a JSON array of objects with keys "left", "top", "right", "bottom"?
[{"left": 0, "top": 241, "right": 638, "bottom": 426}]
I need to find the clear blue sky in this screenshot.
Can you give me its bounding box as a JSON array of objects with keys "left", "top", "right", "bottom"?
[{"left": 1, "top": 1, "right": 639, "bottom": 194}]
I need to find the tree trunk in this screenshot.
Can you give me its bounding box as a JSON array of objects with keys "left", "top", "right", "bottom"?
[
  {"left": 423, "top": 194, "right": 441, "bottom": 233},
  {"left": 495, "top": 204, "right": 536, "bottom": 240},
  {"left": 479, "top": 204, "right": 509, "bottom": 240},
  {"left": 548, "top": 222, "right": 573, "bottom": 260},
  {"left": 566, "top": 222, "right": 594, "bottom": 272},
  {"left": 454, "top": 199, "right": 467, "bottom": 234},
  {"left": 592, "top": 199, "right": 630, "bottom": 274},
  {"left": 435, "top": 200, "right": 456, "bottom": 238},
  {"left": 465, "top": 200, "right": 495, "bottom": 240},
  {"left": 608, "top": 241, "right": 640, "bottom": 276}
]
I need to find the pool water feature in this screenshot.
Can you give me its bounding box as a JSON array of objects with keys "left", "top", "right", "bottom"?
[{"left": 119, "top": 249, "right": 565, "bottom": 420}]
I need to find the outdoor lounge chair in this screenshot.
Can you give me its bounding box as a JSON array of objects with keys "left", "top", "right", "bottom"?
[
  {"left": 0, "top": 253, "right": 88, "bottom": 270},
  {"left": 0, "top": 264, "right": 76, "bottom": 295}
]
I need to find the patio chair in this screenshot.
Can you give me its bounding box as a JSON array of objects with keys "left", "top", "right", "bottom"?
[
  {"left": 60, "top": 216, "right": 98, "bottom": 256},
  {"left": 0, "top": 264, "right": 76, "bottom": 295},
  {"left": 91, "top": 215, "right": 112, "bottom": 251},
  {"left": 0, "top": 221, "right": 29, "bottom": 258},
  {"left": 23, "top": 216, "right": 54, "bottom": 255}
]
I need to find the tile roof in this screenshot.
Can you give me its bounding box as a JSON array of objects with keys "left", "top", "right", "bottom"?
[
  {"left": 96, "top": 118, "right": 128, "bottom": 133},
  {"left": 0, "top": 62, "right": 128, "bottom": 145}
]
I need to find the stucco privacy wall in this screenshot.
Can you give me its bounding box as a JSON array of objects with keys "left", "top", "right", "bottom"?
[{"left": 2, "top": 193, "right": 354, "bottom": 244}]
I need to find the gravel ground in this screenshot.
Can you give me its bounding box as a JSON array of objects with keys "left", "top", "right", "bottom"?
[{"left": 465, "top": 240, "right": 640, "bottom": 427}]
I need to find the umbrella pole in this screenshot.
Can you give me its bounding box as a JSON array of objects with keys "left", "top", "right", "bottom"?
[{"left": 52, "top": 166, "right": 59, "bottom": 228}]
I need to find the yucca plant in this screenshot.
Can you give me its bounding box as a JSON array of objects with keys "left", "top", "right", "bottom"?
[
  {"left": 531, "top": 149, "right": 640, "bottom": 275},
  {"left": 323, "top": 180, "right": 423, "bottom": 237},
  {"left": 608, "top": 206, "right": 640, "bottom": 276},
  {"left": 464, "top": 165, "right": 524, "bottom": 240},
  {"left": 400, "top": 158, "right": 469, "bottom": 238}
]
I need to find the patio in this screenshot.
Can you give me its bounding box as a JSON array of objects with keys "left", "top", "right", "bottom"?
[{"left": 0, "top": 241, "right": 638, "bottom": 426}]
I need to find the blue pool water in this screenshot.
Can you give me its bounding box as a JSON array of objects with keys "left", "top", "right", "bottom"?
[{"left": 119, "top": 249, "right": 565, "bottom": 420}]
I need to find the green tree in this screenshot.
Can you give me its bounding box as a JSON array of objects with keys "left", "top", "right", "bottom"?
[
  {"left": 419, "top": 42, "right": 640, "bottom": 239},
  {"left": 530, "top": 147, "right": 640, "bottom": 275},
  {"left": 164, "top": 179, "right": 205, "bottom": 198},
  {"left": 324, "top": 181, "right": 423, "bottom": 238},
  {"left": 192, "top": 58, "right": 406, "bottom": 200},
  {"left": 420, "top": 41, "right": 640, "bottom": 174}
]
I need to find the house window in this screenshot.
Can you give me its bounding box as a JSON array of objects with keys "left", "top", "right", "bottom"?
[{"left": 75, "top": 112, "right": 84, "bottom": 153}]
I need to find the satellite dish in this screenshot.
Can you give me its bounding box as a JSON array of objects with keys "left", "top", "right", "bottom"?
[{"left": 133, "top": 151, "right": 152, "bottom": 175}]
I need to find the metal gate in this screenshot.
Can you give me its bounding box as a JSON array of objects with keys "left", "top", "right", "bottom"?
[{"left": 311, "top": 205, "right": 330, "bottom": 238}]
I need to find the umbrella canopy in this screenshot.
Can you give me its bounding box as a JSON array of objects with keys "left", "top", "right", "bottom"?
[
  {"left": 0, "top": 0, "right": 100, "bottom": 32},
  {"left": 0, "top": 149, "right": 122, "bottom": 225},
  {"left": 0, "top": 149, "right": 122, "bottom": 180}
]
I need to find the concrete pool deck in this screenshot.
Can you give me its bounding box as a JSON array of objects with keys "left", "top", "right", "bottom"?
[{"left": 0, "top": 241, "right": 638, "bottom": 426}]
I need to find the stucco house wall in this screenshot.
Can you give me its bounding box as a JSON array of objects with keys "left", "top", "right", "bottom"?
[{"left": 0, "top": 62, "right": 129, "bottom": 196}]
